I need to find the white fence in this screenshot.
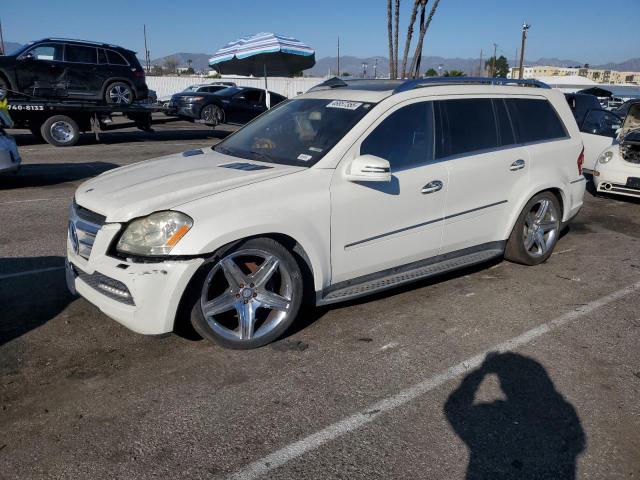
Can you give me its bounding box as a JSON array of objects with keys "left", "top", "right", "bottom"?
[{"left": 146, "top": 75, "right": 326, "bottom": 99}]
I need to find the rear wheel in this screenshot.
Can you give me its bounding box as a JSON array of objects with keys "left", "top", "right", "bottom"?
[
  {"left": 200, "top": 104, "right": 224, "bottom": 125},
  {"left": 105, "top": 82, "right": 134, "bottom": 104},
  {"left": 40, "top": 115, "right": 80, "bottom": 147},
  {"left": 190, "top": 238, "right": 303, "bottom": 349},
  {"left": 505, "top": 192, "right": 561, "bottom": 265}
]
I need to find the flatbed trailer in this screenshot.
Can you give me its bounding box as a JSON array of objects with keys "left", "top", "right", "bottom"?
[{"left": 6, "top": 97, "right": 166, "bottom": 146}]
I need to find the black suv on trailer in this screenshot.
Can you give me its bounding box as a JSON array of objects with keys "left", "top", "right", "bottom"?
[{"left": 0, "top": 38, "right": 148, "bottom": 104}]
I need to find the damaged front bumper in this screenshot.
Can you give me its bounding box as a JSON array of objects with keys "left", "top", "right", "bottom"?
[{"left": 66, "top": 223, "right": 204, "bottom": 335}]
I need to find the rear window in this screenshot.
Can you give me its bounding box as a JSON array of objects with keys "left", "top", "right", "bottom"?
[
  {"left": 106, "top": 50, "right": 128, "bottom": 65},
  {"left": 506, "top": 98, "right": 567, "bottom": 143},
  {"left": 437, "top": 98, "right": 498, "bottom": 157}
]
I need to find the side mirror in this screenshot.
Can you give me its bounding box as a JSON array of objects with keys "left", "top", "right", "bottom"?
[
  {"left": 345, "top": 155, "right": 392, "bottom": 183},
  {"left": 19, "top": 52, "right": 34, "bottom": 61}
]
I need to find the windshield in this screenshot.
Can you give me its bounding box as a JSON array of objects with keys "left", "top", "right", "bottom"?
[
  {"left": 183, "top": 86, "right": 199, "bottom": 92},
  {"left": 214, "top": 98, "right": 375, "bottom": 166}
]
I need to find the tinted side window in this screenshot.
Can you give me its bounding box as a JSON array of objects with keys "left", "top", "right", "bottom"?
[
  {"left": 506, "top": 99, "right": 567, "bottom": 143},
  {"left": 27, "top": 43, "right": 64, "bottom": 61},
  {"left": 361, "top": 102, "right": 434, "bottom": 170},
  {"left": 65, "top": 45, "right": 97, "bottom": 63},
  {"left": 106, "top": 50, "right": 128, "bottom": 65},
  {"left": 438, "top": 99, "right": 498, "bottom": 157},
  {"left": 243, "top": 90, "right": 263, "bottom": 104},
  {"left": 493, "top": 99, "right": 517, "bottom": 147},
  {"left": 97, "top": 49, "right": 108, "bottom": 64}
]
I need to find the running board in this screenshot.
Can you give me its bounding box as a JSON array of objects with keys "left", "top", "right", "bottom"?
[{"left": 319, "top": 243, "right": 505, "bottom": 306}]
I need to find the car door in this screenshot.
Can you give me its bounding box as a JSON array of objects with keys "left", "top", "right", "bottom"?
[
  {"left": 15, "top": 43, "right": 66, "bottom": 97},
  {"left": 64, "top": 44, "right": 102, "bottom": 97},
  {"left": 330, "top": 100, "right": 448, "bottom": 283},
  {"left": 438, "top": 97, "right": 531, "bottom": 254},
  {"left": 580, "top": 109, "right": 623, "bottom": 171}
]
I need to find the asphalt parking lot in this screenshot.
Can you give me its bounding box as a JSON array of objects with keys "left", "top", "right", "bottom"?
[{"left": 0, "top": 118, "right": 639, "bottom": 479}]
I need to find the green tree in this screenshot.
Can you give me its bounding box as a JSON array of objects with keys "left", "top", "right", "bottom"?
[
  {"left": 485, "top": 55, "right": 509, "bottom": 77},
  {"left": 424, "top": 68, "right": 438, "bottom": 77},
  {"left": 443, "top": 69, "right": 466, "bottom": 77}
]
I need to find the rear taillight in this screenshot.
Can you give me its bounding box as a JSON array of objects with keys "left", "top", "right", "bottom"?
[
  {"left": 133, "top": 70, "right": 145, "bottom": 78},
  {"left": 577, "top": 147, "right": 584, "bottom": 176}
]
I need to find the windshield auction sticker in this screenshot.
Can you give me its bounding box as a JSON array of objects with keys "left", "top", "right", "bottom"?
[{"left": 326, "top": 100, "right": 363, "bottom": 110}]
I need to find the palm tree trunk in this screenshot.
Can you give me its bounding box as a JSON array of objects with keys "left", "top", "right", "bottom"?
[
  {"left": 393, "top": 0, "right": 400, "bottom": 78},
  {"left": 401, "top": 0, "right": 421, "bottom": 79},
  {"left": 387, "top": 0, "right": 394, "bottom": 78},
  {"left": 409, "top": 0, "right": 441, "bottom": 78}
]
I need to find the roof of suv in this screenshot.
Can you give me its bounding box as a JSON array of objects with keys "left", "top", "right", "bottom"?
[
  {"left": 37, "top": 38, "right": 135, "bottom": 54},
  {"left": 304, "top": 77, "right": 552, "bottom": 103}
]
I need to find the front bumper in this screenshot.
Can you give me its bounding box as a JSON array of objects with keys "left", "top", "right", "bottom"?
[
  {"left": 66, "top": 223, "right": 204, "bottom": 335},
  {"left": 593, "top": 163, "right": 640, "bottom": 198},
  {"left": 169, "top": 101, "right": 199, "bottom": 119}
]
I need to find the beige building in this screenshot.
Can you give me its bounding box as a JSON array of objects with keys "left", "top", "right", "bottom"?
[{"left": 508, "top": 66, "right": 640, "bottom": 85}]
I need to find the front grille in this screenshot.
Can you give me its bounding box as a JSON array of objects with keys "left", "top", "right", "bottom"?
[
  {"left": 77, "top": 270, "right": 135, "bottom": 305},
  {"left": 70, "top": 201, "right": 105, "bottom": 260}
]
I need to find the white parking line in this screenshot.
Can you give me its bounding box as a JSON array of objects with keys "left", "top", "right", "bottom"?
[
  {"left": 229, "top": 280, "right": 640, "bottom": 480},
  {"left": 0, "top": 266, "right": 65, "bottom": 281}
]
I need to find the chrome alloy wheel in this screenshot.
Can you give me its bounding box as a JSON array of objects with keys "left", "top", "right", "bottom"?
[
  {"left": 50, "top": 121, "right": 75, "bottom": 143},
  {"left": 200, "top": 249, "right": 293, "bottom": 341},
  {"left": 523, "top": 198, "right": 559, "bottom": 257},
  {"left": 201, "top": 104, "right": 222, "bottom": 124},
  {"left": 108, "top": 84, "right": 132, "bottom": 104}
]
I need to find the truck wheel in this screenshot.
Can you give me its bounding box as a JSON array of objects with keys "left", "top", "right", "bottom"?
[
  {"left": 200, "top": 104, "right": 224, "bottom": 126},
  {"left": 105, "top": 82, "right": 133, "bottom": 104},
  {"left": 41, "top": 115, "right": 80, "bottom": 147},
  {"left": 505, "top": 192, "right": 561, "bottom": 266},
  {"left": 190, "top": 237, "right": 303, "bottom": 349}
]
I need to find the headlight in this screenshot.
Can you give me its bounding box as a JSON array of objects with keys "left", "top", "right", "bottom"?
[
  {"left": 598, "top": 151, "right": 614, "bottom": 164},
  {"left": 182, "top": 96, "right": 204, "bottom": 102},
  {"left": 116, "top": 211, "right": 193, "bottom": 256}
]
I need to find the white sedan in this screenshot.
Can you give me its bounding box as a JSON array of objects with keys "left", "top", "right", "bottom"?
[
  {"left": 593, "top": 103, "right": 640, "bottom": 198},
  {"left": 0, "top": 103, "right": 21, "bottom": 174}
]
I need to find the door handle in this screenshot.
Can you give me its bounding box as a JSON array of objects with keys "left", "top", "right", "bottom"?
[
  {"left": 510, "top": 159, "right": 526, "bottom": 171},
  {"left": 421, "top": 180, "right": 443, "bottom": 194}
]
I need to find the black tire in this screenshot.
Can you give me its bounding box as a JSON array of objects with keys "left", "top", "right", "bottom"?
[
  {"left": 190, "top": 237, "right": 304, "bottom": 349},
  {"left": 200, "top": 104, "right": 224, "bottom": 126},
  {"left": 104, "top": 81, "right": 134, "bottom": 104},
  {"left": 40, "top": 115, "right": 80, "bottom": 147},
  {"left": 505, "top": 192, "right": 561, "bottom": 266}
]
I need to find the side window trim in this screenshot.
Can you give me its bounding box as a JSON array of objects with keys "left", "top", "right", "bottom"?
[
  {"left": 24, "top": 42, "right": 65, "bottom": 62},
  {"left": 493, "top": 98, "right": 519, "bottom": 147}
]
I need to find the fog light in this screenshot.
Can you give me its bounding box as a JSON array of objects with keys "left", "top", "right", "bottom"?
[{"left": 97, "top": 282, "right": 131, "bottom": 298}]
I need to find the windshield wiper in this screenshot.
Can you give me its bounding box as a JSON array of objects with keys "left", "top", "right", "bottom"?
[{"left": 248, "top": 150, "right": 276, "bottom": 162}]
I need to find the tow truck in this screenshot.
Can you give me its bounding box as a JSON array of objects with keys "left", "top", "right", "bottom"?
[{"left": 5, "top": 90, "right": 167, "bottom": 147}]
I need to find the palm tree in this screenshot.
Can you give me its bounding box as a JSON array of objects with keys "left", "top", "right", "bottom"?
[
  {"left": 408, "top": 0, "right": 441, "bottom": 78},
  {"left": 393, "top": 0, "right": 400, "bottom": 78},
  {"left": 400, "top": 0, "right": 421, "bottom": 79},
  {"left": 387, "top": 0, "right": 394, "bottom": 78}
]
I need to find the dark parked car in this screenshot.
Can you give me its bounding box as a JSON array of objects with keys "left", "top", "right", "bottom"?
[
  {"left": 612, "top": 99, "right": 640, "bottom": 119},
  {"left": 0, "top": 38, "right": 148, "bottom": 104},
  {"left": 169, "top": 86, "right": 286, "bottom": 125},
  {"left": 565, "top": 93, "right": 602, "bottom": 125}
]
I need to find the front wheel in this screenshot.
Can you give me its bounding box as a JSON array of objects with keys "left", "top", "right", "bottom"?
[
  {"left": 105, "top": 82, "right": 134, "bottom": 104},
  {"left": 505, "top": 192, "right": 561, "bottom": 265},
  {"left": 190, "top": 238, "right": 303, "bottom": 349}
]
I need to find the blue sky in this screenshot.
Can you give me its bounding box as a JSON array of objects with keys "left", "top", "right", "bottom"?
[{"left": 2, "top": 0, "right": 639, "bottom": 64}]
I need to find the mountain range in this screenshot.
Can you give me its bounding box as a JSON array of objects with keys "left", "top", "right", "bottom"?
[{"left": 4, "top": 41, "right": 639, "bottom": 76}]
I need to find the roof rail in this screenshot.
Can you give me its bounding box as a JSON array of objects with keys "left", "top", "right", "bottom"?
[
  {"left": 393, "top": 77, "right": 550, "bottom": 93},
  {"left": 42, "top": 38, "right": 123, "bottom": 49}
]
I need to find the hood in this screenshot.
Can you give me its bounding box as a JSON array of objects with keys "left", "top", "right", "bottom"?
[
  {"left": 621, "top": 103, "right": 640, "bottom": 137},
  {"left": 75, "top": 148, "right": 305, "bottom": 222}
]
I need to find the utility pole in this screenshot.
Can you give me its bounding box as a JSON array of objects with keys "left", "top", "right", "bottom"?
[
  {"left": 514, "top": 47, "right": 518, "bottom": 78},
  {"left": 478, "top": 49, "right": 483, "bottom": 77},
  {"left": 143, "top": 24, "right": 150, "bottom": 72},
  {"left": 373, "top": 58, "right": 378, "bottom": 79},
  {"left": 490, "top": 43, "right": 498, "bottom": 77},
  {"left": 0, "top": 20, "right": 5, "bottom": 55},
  {"left": 337, "top": 36, "right": 340, "bottom": 77},
  {"left": 518, "top": 23, "right": 530, "bottom": 79}
]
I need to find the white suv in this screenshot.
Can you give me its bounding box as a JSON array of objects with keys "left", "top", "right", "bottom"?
[{"left": 66, "top": 78, "right": 586, "bottom": 349}]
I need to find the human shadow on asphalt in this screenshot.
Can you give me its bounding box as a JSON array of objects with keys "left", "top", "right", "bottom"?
[
  {"left": 0, "top": 256, "right": 74, "bottom": 346},
  {"left": 444, "top": 352, "right": 586, "bottom": 480},
  {"left": 0, "top": 161, "right": 118, "bottom": 190}
]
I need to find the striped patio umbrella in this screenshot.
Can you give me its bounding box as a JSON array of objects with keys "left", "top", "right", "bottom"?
[{"left": 209, "top": 32, "right": 316, "bottom": 77}]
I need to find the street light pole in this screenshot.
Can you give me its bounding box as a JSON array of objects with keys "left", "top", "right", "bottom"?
[
  {"left": 491, "top": 43, "right": 498, "bottom": 77},
  {"left": 518, "top": 23, "right": 530, "bottom": 80}
]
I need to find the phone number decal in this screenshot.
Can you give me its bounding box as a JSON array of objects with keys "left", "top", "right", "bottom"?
[{"left": 7, "top": 105, "right": 45, "bottom": 111}]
